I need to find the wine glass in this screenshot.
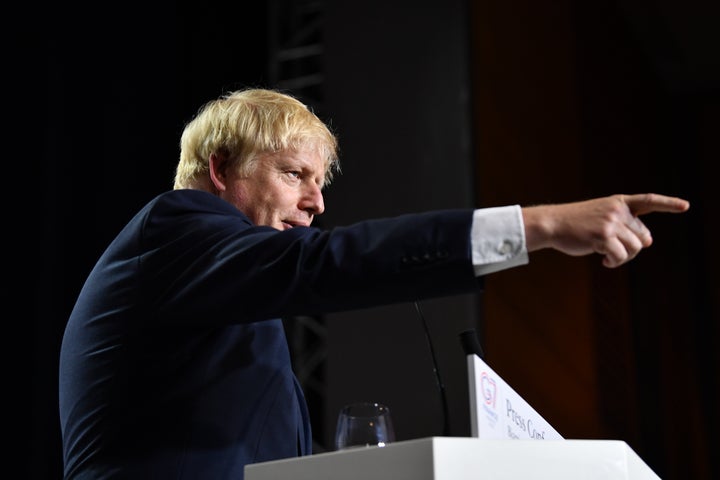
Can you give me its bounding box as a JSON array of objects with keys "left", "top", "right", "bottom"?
[{"left": 334, "top": 402, "right": 396, "bottom": 450}]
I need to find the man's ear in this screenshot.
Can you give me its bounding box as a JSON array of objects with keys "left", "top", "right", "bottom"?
[{"left": 209, "top": 153, "right": 228, "bottom": 192}]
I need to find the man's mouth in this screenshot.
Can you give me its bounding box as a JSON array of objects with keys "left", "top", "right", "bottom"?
[{"left": 282, "top": 220, "right": 309, "bottom": 230}]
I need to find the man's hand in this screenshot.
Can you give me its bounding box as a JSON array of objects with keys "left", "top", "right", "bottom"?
[{"left": 522, "top": 193, "right": 690, "bottom": 268}]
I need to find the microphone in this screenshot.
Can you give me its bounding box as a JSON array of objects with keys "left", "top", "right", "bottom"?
[
  {"left": 458, "top": 329, "right": 485, "bottom": 359},
  {"left": 414, "top": 301, "right": 450, "bottom": 437}
]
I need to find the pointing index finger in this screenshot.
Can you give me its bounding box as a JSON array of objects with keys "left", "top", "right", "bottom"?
[{"left": 623, "top": 193, "right": 690, "bottom": 216}]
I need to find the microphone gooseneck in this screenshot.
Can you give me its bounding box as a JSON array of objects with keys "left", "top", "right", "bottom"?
[{"left": 414, "top": 301, "right": 450, "bottom": 437}]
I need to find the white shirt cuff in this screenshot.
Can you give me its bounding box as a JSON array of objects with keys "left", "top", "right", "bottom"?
[{"left": 471, "top": 205, "right": 528, "bottom": 276}]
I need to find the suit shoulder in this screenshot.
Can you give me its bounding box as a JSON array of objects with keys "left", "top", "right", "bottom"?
[{"left": 141, "top": 190, "right": 248, "bottom": 220}]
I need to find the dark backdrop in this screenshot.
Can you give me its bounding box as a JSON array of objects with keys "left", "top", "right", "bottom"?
[{"left": 11, "top": 2, "right": 272, "bottom": 478}]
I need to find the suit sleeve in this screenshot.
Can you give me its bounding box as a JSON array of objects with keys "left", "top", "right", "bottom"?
[{"left": 139, "top": 194, "right": 480, "bottom": 326}]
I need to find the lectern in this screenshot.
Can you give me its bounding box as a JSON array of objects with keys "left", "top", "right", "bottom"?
[
  {"left": 244, "top": 436, "right": 661, "bottom": 479},
  {"left": 246, "top": 344, "right": 661, "bottom": 479}
]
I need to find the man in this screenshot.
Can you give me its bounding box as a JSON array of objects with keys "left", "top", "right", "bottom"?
[{"left": 59, "top": 88, "right": 689, "bottom": 479}]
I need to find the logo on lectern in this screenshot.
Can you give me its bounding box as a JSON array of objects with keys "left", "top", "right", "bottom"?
[{"left": 480, "top": 371, "right": 497, "bottom": 408}]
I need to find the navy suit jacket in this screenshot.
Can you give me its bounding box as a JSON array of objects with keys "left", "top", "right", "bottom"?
[{"left": 59, "top": 189, "right": 480, "bottom": 479}]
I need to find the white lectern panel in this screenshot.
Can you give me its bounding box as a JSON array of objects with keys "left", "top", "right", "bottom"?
[
  {"left": 467, "top": 354, "right": 564, "bottom": 440},
  {"left": 245, "top": 437, "right": 660, "bottom": 480}
]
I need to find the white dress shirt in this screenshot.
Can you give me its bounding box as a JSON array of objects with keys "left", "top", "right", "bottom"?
[{"left": 471, "top": 205, "right": 528, "bottom": 276}]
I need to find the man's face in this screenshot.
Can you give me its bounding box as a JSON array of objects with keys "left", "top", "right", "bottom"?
[{"left": 221, "top": 147, "right": 326, "bottom": 229}]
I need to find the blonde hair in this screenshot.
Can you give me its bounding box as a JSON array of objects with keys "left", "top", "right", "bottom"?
[{"left": 174, "top": 88, "right": 339, "bottom": 190}]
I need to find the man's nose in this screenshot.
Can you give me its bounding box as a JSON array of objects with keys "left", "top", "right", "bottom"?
[{"left": 301, "top": 182, "right": 324, "bottom": 215}]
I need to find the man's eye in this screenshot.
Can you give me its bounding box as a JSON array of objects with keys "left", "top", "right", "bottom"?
[{"left": 287, "top": 171, "right": 301, "bottom": 179}]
